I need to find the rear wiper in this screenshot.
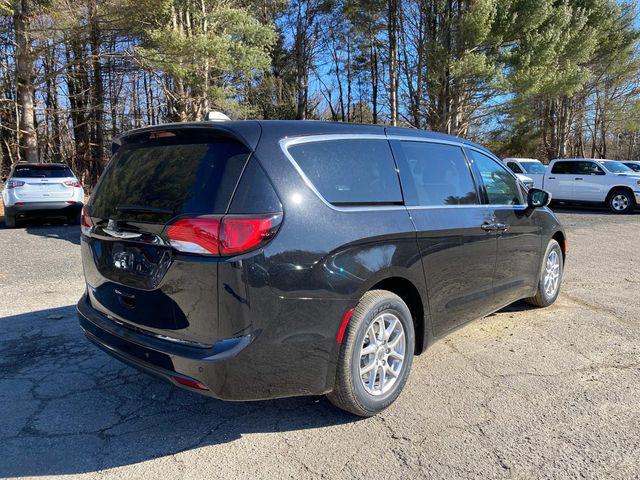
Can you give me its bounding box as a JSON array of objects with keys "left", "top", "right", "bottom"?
[{"left": 115, "top": 204, "right": 173, "bottom": 214}]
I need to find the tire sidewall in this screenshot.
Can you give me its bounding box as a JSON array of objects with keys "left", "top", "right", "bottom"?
[
  {"left": 540, "top": 240, "right": 563, "bottom": 304},
  {"left": 349, "top": 298, "right": 415, "bottom": 413},
  {"left": 609, "top": 190, "right": 634, "bottom": 214}
]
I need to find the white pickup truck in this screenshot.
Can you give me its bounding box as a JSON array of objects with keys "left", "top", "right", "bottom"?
[{"left": 541, "top": 158, "right": 640, "bottom": 213}]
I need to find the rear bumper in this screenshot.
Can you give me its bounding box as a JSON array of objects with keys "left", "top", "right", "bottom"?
[
  {"left": 77, "top": 293, "right": 337, "bottom": 400},
  {"left": 5, "top": 201, "right": 82, "bottom": 216},
  {"left": 634, "top": 191, "right": 640, "bottom": 205},
  {"left": 77, "top": 293, "right": 251, "bottom": 399}
]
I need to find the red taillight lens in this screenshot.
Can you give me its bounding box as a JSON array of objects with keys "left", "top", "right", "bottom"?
[
  {"left": 7, "top": 180, "right": 25, "bottom": 189},
  {"left": 167, "top": 214, "right": 281, "bottom": 256},
  {"left": 64, "top": 180, "right": 83, "bottom": 188},
  {"left": 81, "top": 205, "right": 93, "bottom": 236},
  {"left": 220, "top": 216, "right": 280, "bottom": 255},
  {"left": 167, "top": 218, "right": 221, "bottom": 254}
]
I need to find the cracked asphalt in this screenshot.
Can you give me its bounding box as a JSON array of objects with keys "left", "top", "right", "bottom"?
[{"left": 1, "top": 208, "right": 639, "bottom": 479}]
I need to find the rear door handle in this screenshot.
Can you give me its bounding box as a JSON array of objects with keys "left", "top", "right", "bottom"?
[
  {"left": 574, "top": 177, "right": 583, "bottom": 180},
  {"left": 494, "top": 222, "right": 510, "bottom": 232},
  {"left": 548, "top": 176, "right": 556, "bottom": 180}
]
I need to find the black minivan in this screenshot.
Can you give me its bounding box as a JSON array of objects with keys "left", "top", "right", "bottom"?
[{"left": 78, "top": 120, "right": 566, "bottom": 416}]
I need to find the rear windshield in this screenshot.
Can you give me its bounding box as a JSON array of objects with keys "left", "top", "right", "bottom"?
[
  {"left": 12, "top": 165, "right": 74, "bottom": 178},
  {"left": 91, "top": 132, "right": 251, "bottom": 223}
]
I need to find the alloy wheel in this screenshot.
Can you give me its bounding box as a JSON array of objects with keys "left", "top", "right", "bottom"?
[{"left": 358, "top": 313, "right": 406, "bottom": 396}]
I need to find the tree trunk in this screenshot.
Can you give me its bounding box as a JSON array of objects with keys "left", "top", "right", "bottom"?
[
  {"left": 14, "top": 0, "right": 38, "bottom": 163},
  {"left": 387, "top": 0, "right": 398, "bottom": 126}
]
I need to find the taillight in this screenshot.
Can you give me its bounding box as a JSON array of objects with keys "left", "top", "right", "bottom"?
[
  {"left": 81, "top": 205, "right": 93, "bottom": 236},
  {"left": 7, "top": 180, "right": 25, "bottom": 189},
  {"left": 64, "top": 180, "right": 83, "bottom": 188},
  {"left": 167, "top": 218, "right": 221, "bottom": 254},
  {"left": 167, "top": 214, "right": 282, "bottom": 256}
]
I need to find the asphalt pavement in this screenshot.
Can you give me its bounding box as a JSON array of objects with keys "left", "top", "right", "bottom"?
[{"left": 0, "top": 208, "right": 638, "bottom": 479}]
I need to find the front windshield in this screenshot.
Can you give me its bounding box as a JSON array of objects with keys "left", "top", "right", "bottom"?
[
  {"left": 599, "top": 161, "right": 634, "bottom": 173},
  {"left": 521, "top": 162, "right": 546, "bottom": 174}
]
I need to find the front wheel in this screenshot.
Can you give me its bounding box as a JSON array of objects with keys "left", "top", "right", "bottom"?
[
  {"left": 327, "top": 290, "right": 415, "bottom": 417},
  {"left": 525, "top": 239, "right": 563, "bottom": 308},
  {"left": 608, "top": 189, "right": 635, "bottom": 214}
]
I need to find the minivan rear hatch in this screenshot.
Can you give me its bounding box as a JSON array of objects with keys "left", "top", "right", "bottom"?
[{"left": 82, "top": 127, "right": 255, "bottom": 346}]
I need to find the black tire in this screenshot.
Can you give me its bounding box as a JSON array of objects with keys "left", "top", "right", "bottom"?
[
  {"left": 4, "top": 214, "right": 16, "bottom": 228},
  {"left": 607, "top": 188, "right": 635, "bottom": 214},
  {"left": 67, "top": 211, "right": 81, "bottom": 225},
  {"left": 525, "top": 239, "right": 563, "bottom": 308},
  {"left": 327, "top": 290, "right": 415, "bottom": 417}
]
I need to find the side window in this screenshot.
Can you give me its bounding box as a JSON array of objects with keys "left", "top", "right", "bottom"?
[
  {"left": 467, "top": 150, "right": 524, "bottom": 205},
  {"left": 507, "top": 161, "right": 524, "bottom": 174},
  {"left": 287, "top": 139, "right": 402, "bottom": 205},
  {"left": 398, "top": 142, "right": 478, "bottom": 206},
  {"left": 576, "top": 161, "right": 604, "bottom": 175},
  {"left": 551, "top": 161, "right": 578, "bottom": 174}
]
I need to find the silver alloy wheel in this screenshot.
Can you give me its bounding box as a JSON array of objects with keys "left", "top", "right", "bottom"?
[
  {"left": 358, "top": 313, "right": 406, "bottom": 396},
  {"left": 543, "top": 250, "right": 561, "bottom": 298},
  {"left": 611, "top": 194, "right": 629, "bottom": 211}
]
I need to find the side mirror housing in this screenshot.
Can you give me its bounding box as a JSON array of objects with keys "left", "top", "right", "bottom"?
[{"left": 527, "top": 188, "right": 551, "bottom": 208}]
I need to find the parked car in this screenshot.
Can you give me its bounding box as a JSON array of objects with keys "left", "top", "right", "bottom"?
[
  {"left": 1, "top": 163, "right": 84, "bottom": 228},
  {"left": 622, "top": 161, "right": 640, "bottom": 173},
  {"left": 541, "top": 158, "right": 640, "bottom": 213},
  {"left": 503, "top": 158, "right": 546, "bottom": 189},
  {"left": 77, "top": 120, "right": 566, "bottom": 416}
]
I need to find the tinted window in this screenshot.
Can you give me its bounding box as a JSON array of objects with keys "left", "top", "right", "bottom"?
[
  {"left": 507, "top": 162, "right": 524, "bottom": 174},
  {"left": 399, "top": 142, "right": 478, "bottom": 206},
  {"left": 468, "top": 150, "right": 523, "bottom": 205},
  {"left": 91, "top": 134, "right": 250, "bottom": 223},
  {"left": 287, "top": 139, "right": 402, "bottom": 205},
  {"left": 521, "top": 162, "right": 546, "bottom": 174},
  {"left": 551, "top": 161, "right": 603, "bottom": 175},
  {"left": 228, "top": 157, "right": 282, "bottom": 214},
  {"left": 12, "top": 165, "right": 74, "bottom": 178}
]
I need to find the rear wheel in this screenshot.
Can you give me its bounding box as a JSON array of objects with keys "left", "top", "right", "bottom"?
[
  {"left": 608, "top": 189, "right": 635, "bottom": 214},
  {"left": 67, "top": 211, "right": 81, "bottom": 225},
  {"left": 327, "top": 290, "right": 415, "bottom": 417},
  {"left": 525, "top": 239, "right": 563, "bottom": 308},
  {"left": 4, "top": 213, "right": 16, "bottom": 228}
]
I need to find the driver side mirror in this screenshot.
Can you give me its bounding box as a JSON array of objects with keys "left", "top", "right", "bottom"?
[{"left": 527, "top": 188, "right": 551, "bottom": 208}]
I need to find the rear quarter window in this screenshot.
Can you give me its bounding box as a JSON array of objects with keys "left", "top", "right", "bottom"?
[{"left": 286, "top": 139, "right": 403, "bottom": 205}]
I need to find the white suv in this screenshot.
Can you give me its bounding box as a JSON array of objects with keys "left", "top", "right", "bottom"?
[{"left": 1, "top": 163, "right": 84, "bottom": 228}]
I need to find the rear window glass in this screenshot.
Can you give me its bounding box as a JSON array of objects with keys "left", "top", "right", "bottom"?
[
  {"left": 91, "top": 134, "right": 250, "bottom": 222},
  {"left": 287, "top": 139, "right": 402, "bottom": 205},
  {"left": 12, "top": 165, "right": 74, "bottom": 178}
]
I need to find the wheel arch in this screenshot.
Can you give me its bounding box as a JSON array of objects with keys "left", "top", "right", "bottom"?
[
  {"left": 606, "top": 185, "right": 635, "bottom": 202},
  {"left": 365, "top": 275, "right": 428, "bottom": 355},
  {"left": 551, "top": 230, "right": 566, "bottom": 262}
]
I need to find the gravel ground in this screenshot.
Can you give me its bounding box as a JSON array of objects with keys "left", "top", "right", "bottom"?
[{"left": 0, "top": 208, "right": 639, "bottom": 480}]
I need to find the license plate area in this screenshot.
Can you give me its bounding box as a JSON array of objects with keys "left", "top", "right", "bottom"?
[{"left": 89, "top": 238, "right": 172, "bottom": 290}]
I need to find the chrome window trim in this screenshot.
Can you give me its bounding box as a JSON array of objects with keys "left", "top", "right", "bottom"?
[{"left": 279, "top": 133, "right": 527, "bottom": 212}]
